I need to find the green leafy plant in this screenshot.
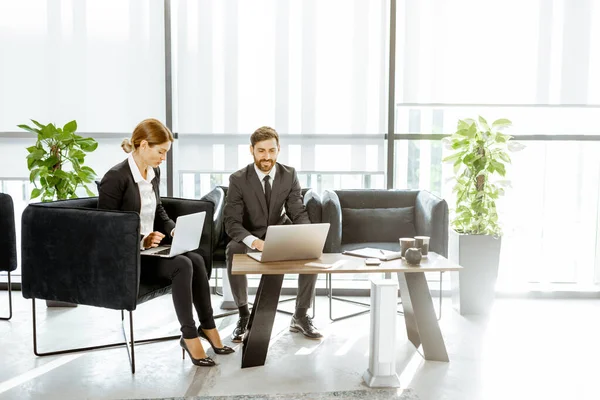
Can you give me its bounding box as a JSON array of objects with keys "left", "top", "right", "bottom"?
[
  {"left": 18, "top": 119, "right": 99, "bottom": 201},
  {"left": 442, "top": 116, "right": 524, "bottom": 236}
]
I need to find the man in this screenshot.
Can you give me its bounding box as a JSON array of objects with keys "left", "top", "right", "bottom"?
[{"left": 224, "top": 126, "right": 322, "bottom": 342}]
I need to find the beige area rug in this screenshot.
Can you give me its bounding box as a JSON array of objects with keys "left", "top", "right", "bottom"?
[{"left": 148, "top": 388, "right": 419, "bottom": 400}]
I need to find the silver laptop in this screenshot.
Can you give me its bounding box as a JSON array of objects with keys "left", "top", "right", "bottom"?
[
  {"left": 247, "top": 223, "right": 330, "bottom": 263},
  {"left": 141, "top": 211, "right": 206, "bottom": 258}
]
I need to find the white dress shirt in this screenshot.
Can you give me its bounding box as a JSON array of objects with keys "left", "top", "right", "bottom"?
[
  {"left": 127, "top": 153, "right": 156, "bottom": 249},
  {"left": 242, "top": 164, "right": 276, "bottom": 249}
]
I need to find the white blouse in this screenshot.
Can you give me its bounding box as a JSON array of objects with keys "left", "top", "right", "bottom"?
[{"left": 127, "top": 153, "right": 156, "bottom": 246}]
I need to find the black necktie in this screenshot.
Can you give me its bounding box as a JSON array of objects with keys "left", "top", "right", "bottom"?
[{"left": 263, "top": 175, "right": 271, "bottom": 210}]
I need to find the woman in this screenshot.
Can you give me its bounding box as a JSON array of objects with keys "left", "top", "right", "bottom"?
[{"left": 98, "top": 118, "right": 233, "bottom": 367}]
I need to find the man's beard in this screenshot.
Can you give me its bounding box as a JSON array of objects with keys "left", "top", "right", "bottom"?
[{"left": 255, "top": 158, "right": 275, "bottom": 172}]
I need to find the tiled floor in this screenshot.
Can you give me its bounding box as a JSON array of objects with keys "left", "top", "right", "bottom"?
[{"left": 0, "top": 289, "right": 599, "bottom": 400}]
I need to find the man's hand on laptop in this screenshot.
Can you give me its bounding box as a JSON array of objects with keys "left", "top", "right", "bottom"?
[
  {"left": 252, "top": 239, "right": 265, "bottom": 251},
  {"left": 143, "top": 231, "right": 165, "bottom": 249}
]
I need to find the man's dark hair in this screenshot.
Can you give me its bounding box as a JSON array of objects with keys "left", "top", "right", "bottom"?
[{"left": 250, "top": 126, "right": 279, "bottom": 147}]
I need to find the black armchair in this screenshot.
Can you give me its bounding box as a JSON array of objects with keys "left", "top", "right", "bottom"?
[
  {"left": 20, "top": 191, "right": 219, "bottom": 373},
  {"left": 0, "top": 193, "right": 17, "bottom": 320},
  {"left": 321, "top": 189, "right": 449, "bottom": 320}
]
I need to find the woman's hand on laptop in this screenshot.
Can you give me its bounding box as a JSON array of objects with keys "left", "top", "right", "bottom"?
[
  {"left": 251, "top": 239, "right": 265, "bottom": 251},
  {"left": 143, "top": 231, "right": 165, "bottom": 248}
]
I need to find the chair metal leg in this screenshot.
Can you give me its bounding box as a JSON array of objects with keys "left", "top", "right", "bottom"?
[
  {"left": 214, "top": 268, "right": 310, "bottom": 317},
  {"left": 327, "top": 274, "right": 370, "bottom": 322},
  {"left": 122, "top": 311, "right": 136, "bottom": 373},
  {"left": 0, "top": 271, "right": 12, "bottom": 321},
  {"left": 213, "top": 268, "right": 223, "bottom": 296},
  {"left": 249, "top": 296, "right": 315, "bottom": 318},
  {"left": 327, "top": 273, "right": 403, "bottom": 322},
  {"left": 270, "top": 296, "right": 297, "bottom": 316},
  {"left": 31, "top": 298, "right": 179, "bottom": 373},
  {"left": 271, "top": 295, "right": 316, "bottom": 318},
  {"left": 247, "top": 276, "right": 316, "bottom": 318}
]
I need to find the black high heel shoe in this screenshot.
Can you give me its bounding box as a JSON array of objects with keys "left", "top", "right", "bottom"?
[
  {"left": 180, "top": 337, "right": 216, "bottom": 367},
  {"left": 199, "top": 329, "right": 235, "bottom": 355}
]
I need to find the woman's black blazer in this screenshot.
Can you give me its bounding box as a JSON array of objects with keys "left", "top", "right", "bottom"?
[{"left": 98, "top": 159, "right": 175, "bottom": 241}]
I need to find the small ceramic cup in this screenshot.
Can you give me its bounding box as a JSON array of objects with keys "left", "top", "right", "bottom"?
[
  {"left": 399, "top": 238, "right": 416, "bottom": 257},
  {"left": 414, "top": 236, "right": 430, "bottom": 256}
]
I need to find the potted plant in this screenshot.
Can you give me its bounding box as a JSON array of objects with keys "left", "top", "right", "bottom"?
[
  {"left": 19, "top": 119, "right": 98, "bottom": 201},
  {"left": 442, "top": 116, "right": 524, "bottom": 314},
  {"left": 19, "top": 119, "right": 99, "bottom": 307}
]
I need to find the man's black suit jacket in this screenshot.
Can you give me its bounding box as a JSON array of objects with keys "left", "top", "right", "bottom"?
[
  {"left": 97, "top": 159, "right": 175, "bottom": 242},
  {"left": 224, "top": 162, "right": 310, "bottom": 243}
]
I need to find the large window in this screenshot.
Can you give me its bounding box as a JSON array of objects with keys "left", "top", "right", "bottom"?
[
  {"left": 3, "top": 0, "right": 600, "bottom": 292},
  {"left": 394, "top": 0, "right": 600, "bottom": 288},
  {"left": 171, "top": 0, "right": 389, "bottom": 197},
  {"left": 0, "top": 0, "right": 166, "bottom": 277}
]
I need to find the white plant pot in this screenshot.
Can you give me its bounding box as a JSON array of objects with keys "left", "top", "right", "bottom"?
[{"left": 449, "top": 230, "right": 502, "bottom": 315}]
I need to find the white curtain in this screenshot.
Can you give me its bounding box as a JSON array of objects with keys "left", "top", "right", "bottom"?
[
  {"left": 0, "top": 0, "right": 167, "bottom": 276},
  {"left": 0, "top": 0, "right": 166, "bottom": 132},
  {"left": 0, "top": 0, "right": 166, "bottom": 180},
  {"left": 172, "top": 0, "right": 389, "bottom": 198},
  {"left": 394, "top": 0, "right": 600, "bottom": 287}
]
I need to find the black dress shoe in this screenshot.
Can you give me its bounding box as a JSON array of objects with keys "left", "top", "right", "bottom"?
[
  {"left": 290, "top": 315, "right": 323, "bottom": 339},
  {"left": 179, "top": 337, "right": 216, "bottom": 367},
  {"left": 199, "top": 328, "right": 235, "bottom": 354},
  {"left": 231, "top": 316, "right": 250, "bottom": 343}
]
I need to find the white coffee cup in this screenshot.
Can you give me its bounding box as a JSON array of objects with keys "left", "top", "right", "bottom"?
[
  {"left": 399, "top": 238, "right": 415, "bottom": 257},
  {"left": 414, "top": 236, "right": 430, "bottom": 256}
]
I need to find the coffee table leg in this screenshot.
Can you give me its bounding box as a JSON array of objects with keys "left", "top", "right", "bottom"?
[
  {"left": 397, "top": 272, "right": 449, "bottom": 362},
  {"left": 241, "top": 274, "right": 284, "bottom": 368}
]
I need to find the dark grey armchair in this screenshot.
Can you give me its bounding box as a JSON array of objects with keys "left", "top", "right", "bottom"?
[
  {"left": 20, "top": 189, "right": 222, "bottom": 373},
  {"left": 321, "top": 189, "right": 449, "bottom": 320},
  {"left": 0, "top": 193, "right": 17, "bottom": 321}
]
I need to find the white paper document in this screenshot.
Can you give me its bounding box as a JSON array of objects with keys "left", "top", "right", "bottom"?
[{"left": 342, "top": 247, "right": 403, "bottom": 261}]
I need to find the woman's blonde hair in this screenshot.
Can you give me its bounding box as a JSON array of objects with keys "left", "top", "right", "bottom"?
[{"left": 121, "top": 118, "right": 174, "bottom": 153}]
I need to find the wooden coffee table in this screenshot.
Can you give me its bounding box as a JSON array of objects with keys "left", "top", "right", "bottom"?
[{"left": 232, "top": 252, "right": 462, "bottom": 368}]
